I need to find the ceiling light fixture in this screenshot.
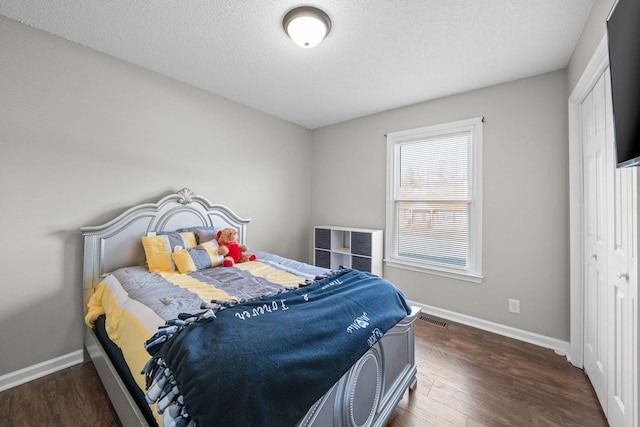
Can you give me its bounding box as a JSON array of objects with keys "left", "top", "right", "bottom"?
[{"left": 283, "top": 6, "right": 331, "bottom": 48}]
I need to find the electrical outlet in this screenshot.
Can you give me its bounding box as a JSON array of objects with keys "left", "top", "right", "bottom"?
[{"left": 508, "top": 299, "right": 520, "bottom": 314}]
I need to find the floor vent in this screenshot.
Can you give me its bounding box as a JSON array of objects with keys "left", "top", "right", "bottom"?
[{"left": 419, "top": 315, "right": 447, "bottom": 328}]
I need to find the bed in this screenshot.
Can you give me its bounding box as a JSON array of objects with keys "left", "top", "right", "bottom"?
[{"left": 81, "top": 188, "right": 420, "bottom": 427}]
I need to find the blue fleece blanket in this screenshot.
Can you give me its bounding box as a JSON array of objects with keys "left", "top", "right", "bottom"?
[{"left": 143, "top": 268, "right": 411, "bottom": 427}]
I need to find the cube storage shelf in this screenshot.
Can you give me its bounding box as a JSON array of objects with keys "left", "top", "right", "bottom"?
[{"left": 313, "top": 226, "right": 383, "bottom": 277}]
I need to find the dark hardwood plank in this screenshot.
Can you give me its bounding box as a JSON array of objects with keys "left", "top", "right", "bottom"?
[
  {"left": 0, "top": 319, "right": 607, "bottom": 427},
  {"left": 386, "top": 319, "right": 608, "bottom": 427},
  {"left": 0, "top": 362, "right": 121, "bottom": 427}
]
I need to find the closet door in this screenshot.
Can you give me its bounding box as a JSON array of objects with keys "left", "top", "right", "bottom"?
[
  {"left": 582, "top": 72, "right": 609, "bottom": 410},
  {"left": 582, "top": 67, "right": 638, "bottom": 427},
  {"left": 605, "top": 69, "right": 637, "bottom": 427}
]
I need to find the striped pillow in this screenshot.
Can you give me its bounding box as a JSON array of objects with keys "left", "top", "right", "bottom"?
[
  {"left": 175, "top": 226, "right": 219, "bottom": 244},
  {"left": 171, "top": 240, "right": 225, "bottom": 274},
  {"left": 141, "top": 232, "right": 197, "bottom": 273}
]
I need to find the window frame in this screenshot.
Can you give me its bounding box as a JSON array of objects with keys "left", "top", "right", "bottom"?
[{"left": 385, "top": 117, "right": 483, "bottom": 283}]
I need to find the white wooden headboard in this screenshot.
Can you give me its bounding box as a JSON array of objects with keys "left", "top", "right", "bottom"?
[{"left": 80, "top": 188, "right": 250, "bottom": 296}]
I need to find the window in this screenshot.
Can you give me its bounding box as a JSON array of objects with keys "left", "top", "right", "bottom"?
[{"left": 385, "top": 117, "right": 483, "bottom": 282}]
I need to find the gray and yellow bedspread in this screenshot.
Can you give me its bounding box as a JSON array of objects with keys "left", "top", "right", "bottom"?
[
  {"left": 143, "top": 268, "right": 411, "bottom": 427},
  {"left": 84, "top": 251, "right": 329, "bottom": 426}
]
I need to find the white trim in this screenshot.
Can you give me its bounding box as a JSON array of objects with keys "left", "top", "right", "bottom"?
[
  {"left": 384, "top": 258, "right": 483, "bottom": 283},
  {"left": 0, "top": 350, "right": 84, "bottom": 392},
  {"left": 568, "top": 35, "right": 610, "bottom": 368},
  {"left": 385, "top": 117, "right": 483, "bottom": 281},
  {"left": 410, "top": 300, "right": 570, "bottom": 356}
]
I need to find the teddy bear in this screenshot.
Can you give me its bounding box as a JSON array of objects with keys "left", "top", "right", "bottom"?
[{"left": 216, "top": 228, "right": 256, "bottom": 267}]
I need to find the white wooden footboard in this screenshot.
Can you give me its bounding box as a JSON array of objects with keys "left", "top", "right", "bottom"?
[
  {"left": 85, "top": 306, "right": 419, "bottom": 427},
  {"left": 297, "top": 306, "right": 420, "bottom": 427}
]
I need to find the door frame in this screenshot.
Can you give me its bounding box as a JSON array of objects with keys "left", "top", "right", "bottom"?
[{"left": 568, "top": 35, "right": 609, "bottom": 367}]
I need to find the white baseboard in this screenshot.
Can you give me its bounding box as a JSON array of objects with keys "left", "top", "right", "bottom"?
[
  {"left": 410, "top": 301, "right": 570, "bottom": 357},
  {"left": 0, "top": 350, "right": 84, "bottom": 392}
]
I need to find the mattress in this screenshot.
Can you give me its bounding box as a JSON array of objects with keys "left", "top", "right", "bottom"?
[{"left": 93, "top": 314, "right": 157, "bottom": 426}]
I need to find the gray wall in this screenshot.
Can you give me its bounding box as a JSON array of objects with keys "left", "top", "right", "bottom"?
[
  {"left": 0, "top": 16, "right": 312, "bottom": 376},
  {"left": 568, "top": 0, "right": 617, "bottom": 92},
  {"left": 311, "top": 70, "right": 570, "bottom": 340}
]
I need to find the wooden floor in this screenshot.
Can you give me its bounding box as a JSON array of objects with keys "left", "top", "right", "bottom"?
[
  {"left": 0, "top": 362, "right": 121, "bottom": 427},
  {"left": 387, "top": 317, "right": 608, "bottom": 427},
  {"left": 0, "top": 318, "right": 608, "bottom": 427}
]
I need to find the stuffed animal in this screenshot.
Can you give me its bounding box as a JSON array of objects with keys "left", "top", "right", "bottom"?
[{"left": 216, "top": 228, "right": 256, "bottom": 267}]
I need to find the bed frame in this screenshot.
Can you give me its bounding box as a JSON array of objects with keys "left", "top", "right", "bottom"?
[{"left": 81, "top": 188, "right": 419, "bottom": 427}]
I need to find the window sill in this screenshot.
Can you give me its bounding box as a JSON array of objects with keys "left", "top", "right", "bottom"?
[{"left": 384, "top": 258, "right": 483, "bottom": 284}]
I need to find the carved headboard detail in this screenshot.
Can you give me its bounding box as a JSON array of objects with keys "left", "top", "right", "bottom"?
[{"left": 80, "top": 188, "right": 250, "bottom": 294}]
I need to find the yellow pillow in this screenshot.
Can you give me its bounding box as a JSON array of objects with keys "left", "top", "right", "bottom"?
[
  {"left": 172, "top": 240, "right": 225, "bottom": 274},
  {"left": 141, "top": 232, "right": 197, "bottom": 273}
]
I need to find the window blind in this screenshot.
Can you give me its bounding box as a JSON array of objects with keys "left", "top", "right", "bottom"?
[{"left": 395, "top": 130, "right": 471, "bottom": 268}]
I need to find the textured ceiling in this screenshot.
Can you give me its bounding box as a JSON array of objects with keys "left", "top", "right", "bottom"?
[{"left": 0, "top": 1, "right": 594, "bottom": 129}]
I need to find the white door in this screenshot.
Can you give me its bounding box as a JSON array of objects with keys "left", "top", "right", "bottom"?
[
  {"left": 582, "top": 72, "right": 609, "bottom": 410},
  {"left": 572, "top": 37, "right": 637, "bottom": 427},
  {"left": 606, "top": 166, "right": 636, "bottom": 427},
  {"left": 605, "top": 67, "right": 637, "bottom": 427},
  {"left": 581, "top": 67, "right": 638, "bottom": 427}
]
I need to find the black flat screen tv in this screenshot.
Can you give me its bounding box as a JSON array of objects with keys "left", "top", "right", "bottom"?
[{"left": 607, "top": 0, "right": 640, "bottom": 168}]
